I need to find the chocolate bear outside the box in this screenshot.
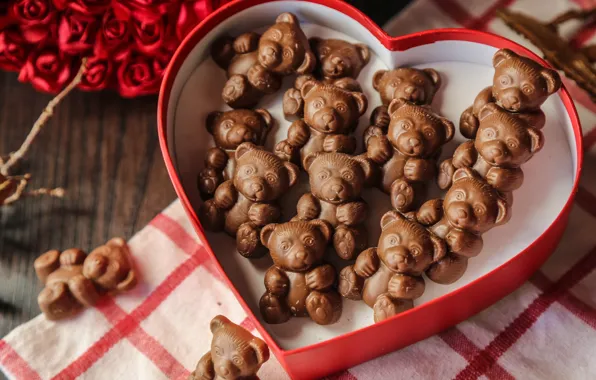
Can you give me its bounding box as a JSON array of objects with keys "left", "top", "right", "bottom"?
[
  {"left": 198, "top": 109, "right": 274, "bottom": 200},
  {"left": 274, "top": 80, "right": 367, "bottom": 168},
  {"left": 438, "top": 103, "right": 545, "bottom": 193},
  {"left": 364, "top": 98, "right": 454, "bottom": 212},
  {"left": 368, "top": 67, "right": 441, "bottom": 129},
  {"left": 189, "top": 315, "right": 269, "bottom": 380},
  {"left": 338, "top": 211, "right": 446, "bottom": 323},
  {"left": 259, "top": 220, "right": 342, "bottom": 325},
  {"left": 199, "top": 142, "right": 299, "bottom": 258},
  {"left": 211, "top": 12, "right": 315, "bottom": 109},
  {"left": 413, "top": 168, "right": 510, "bottom": 285},
  {"left": 296, "top": 152, "right": 373, "bottom": 260},
  {"left": 282, "top": 38, "right": 370, "bottom": 119},
  {"left": 459, "top": 48, "right": 562, "bottom": 139}
]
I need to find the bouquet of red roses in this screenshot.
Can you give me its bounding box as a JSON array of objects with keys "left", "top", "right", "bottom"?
[{"left": 0, "top": 0, "right": 231, "bottom": 97}]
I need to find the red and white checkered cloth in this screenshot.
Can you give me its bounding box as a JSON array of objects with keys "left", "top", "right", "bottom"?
[{"left": 2, "top": 0, "right": 596, "bottom": 379}]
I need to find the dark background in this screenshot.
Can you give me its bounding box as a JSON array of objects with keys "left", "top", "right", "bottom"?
[{"left": 0, "top": 0, "right": 412, "bottom": 340}]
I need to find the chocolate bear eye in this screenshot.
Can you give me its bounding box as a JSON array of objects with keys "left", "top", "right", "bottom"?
[
  {"left": 318, "top": 170, "right": 330, "bottom": 180},
  {"left": 269, "top": 29, "right": 282, "bottom": 41},
  {"left": 484, "top": 128, "right": 496, "bottom": 139},
  {"left": 280, "top": 241, "right": 291, "bottom": 251},
  {"left": 410, "top": 246, "right": 421, "bottom": 256},
  {"left": 522, "top": 84, "right": 534, "bottom": 94},
  {"left": 335, "top": 102, "right": 347, "bottom": 113},
  {"left": 245, "top": 117, "right": 258, "bottom": 126},
  {"left": 400, "top": 120, "right": 412, "bottom": 130},
  {"left": 454, "top": 190, "right": 465, "bottom": 201},
  {"left": 222, "top": 120, "right": 233, "bottom": 129},
  {"left": 342, "top": 170, "right": 354, "bottom": 181},
  {"left": 389, "top": 235, "right": 400, "bottom": 245},
  {"left": 424, "top": 127, "right": 435, "bottom": 138},
  {"left": 474, "top": 204, "right": 486, "bottom": 215},
  {"left": 391, "top": 81, "right": 399, "bottom": 88},
  {"left": 413, "top": 76, "right": 424, "bottom": 85},
  {"left": 282, "top": 48, "right": 293, "bottom": 59},
  {"left": 507, "top": 139, "right": 519, "bottom": 149},
  {"left": 232, "top": 355, "right": 243, "bottom": 366},
  {"left": 320, "top": 47, "right": 330, "bottom": 56},
  {"left": 265, "top": 172, "right": 278, "bottom": 183},
  {"left": 214, "top": 346, "right": 224, "bottom": 356},
  {"left": 313, "top": 98, "right": 325, "bottom": 109},
  {"left": 304, "top": 236, "right": 315, "bottom": 246},
  {"left": 499, "top": 75, "right": 511, "bottom": 86},
  {"left": 243, "top": 166, "right": 255, "bottom": 176}
]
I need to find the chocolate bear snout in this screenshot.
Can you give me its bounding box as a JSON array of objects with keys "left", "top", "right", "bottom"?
[
  {"left": 397, "top": 129, "right": 425, "bottom": 156},
  {"left": 314, "top": 108, "right": 340, "bottom": 132},
  {"left": 481, "top": 140, "right": 510, "bottom": 165},
  {"left": 84, "top": 255, "right": 108, "bottom": 279},
  {"left": 323, "top": 55, "right": 346, "bottom": 77},
  {"left": 384, "top": 246, "right": 413, "bottom": 272},
  {"left": 227, "top": 124, "right": 256, "bottom": 145},
  {"left": 498, "top": 88, "right": 522, "bottom": 111},
  {"left": 397, "top": 84, "right": 424, "bottom": 104},
  {"left": 320, "top": 177, "right": 352, "bottom": 202},
  {"left": 447, "top": 202, "right": 476, "bottom": 229},
  {"left": 259, "top": 41, "right": 281, "bottom": 68}
]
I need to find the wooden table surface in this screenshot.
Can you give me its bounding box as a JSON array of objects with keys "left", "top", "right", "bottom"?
[{"left": 0, "top": 0, "right": 410, "bottom": 340}]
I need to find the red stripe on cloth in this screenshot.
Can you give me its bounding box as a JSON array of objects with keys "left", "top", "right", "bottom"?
[
  {"left": 455, "top": 246, "right": 596, "bottom": 379},
  {"left": 575, "top": 186, "right": 596, "bottom": 218},
  {"left": 0, "top": 340, "right": 42, "bottom": 380},
  {"left": 431, "top": 0, "right": 475, "bottom": 27},
  {"left": 128, "top": 327, "right": 190, "bottom": 379},
  {"left": 326, "top": 370, "right": 359, "bottom": 380},
  {"left": 584, "top": 127, "right": 596, "bottom": 150},
  {"left": 439, "top": 329, "right": 514, "bottom": 380},
  {"left": 470, "top": 0, "right": 517, "bottom": 31}
]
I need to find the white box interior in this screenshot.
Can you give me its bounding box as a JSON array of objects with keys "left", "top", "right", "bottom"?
[{"left": 166, "top": 1, "right": 578, "bottom": 350}]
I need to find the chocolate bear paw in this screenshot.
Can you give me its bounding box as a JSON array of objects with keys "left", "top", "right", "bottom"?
[
  {"left": 338, "top": 266, "right": 364, "bottom": 300},
  {"left": 372, "top": 294, "right": 413, "bottom": 323},
  {"left": 437, "top": 159, "right": 455, "bottom": 190},
  {"left": 459, "top": 106, "right": 479, "bottom": 139},
  {"left": 198, "top": 199, "right": 225, "bottom": 232},
  {"left": 282, "top": 88, "right": 304, "bottom": 119},
  {"left": 236, "top": 223, "right": 264, "bottom": 258},
  {"left": 222, "top": 75, "right": 251, "bottom": 107},
  {"left": 38, "top": 282, "right": 82, "bottom": 321},
  {"left": 259, "top": 294, "right": 290, "bottom": 324},
  {"left": 273, "top": 140, "right": 296, "bottom": 163},
  {"left": 198, "top": 168, "right": 222, "bottom": 199},
  {"left": 333, "top": 227, "right": 359, "bottom": 260},
  {"left": 306, "top": 291, "right": 341, "bottom": 325},
  {"left": 390, "top": 179, "right": 415, "bottom": 212},
  {"left": 247, "top": 65, "right": 281, "bottom": 94}
]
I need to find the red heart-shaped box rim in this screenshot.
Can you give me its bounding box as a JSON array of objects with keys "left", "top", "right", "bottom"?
[{"left": 158, "top": 0, "right": 583, "bottom": 377}]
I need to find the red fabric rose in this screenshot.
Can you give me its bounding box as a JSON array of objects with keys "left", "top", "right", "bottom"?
[
  {"left": 11, "top": 0, "right": 57, "bottom": 43},
  {"left": 79, "top": 56, "right": 113, "bottom": 90},
  {"left": 116, "top": 53, "right": 162, "bottom": 97},
  {"left": 94, "top": 8, "right": 131, "bottom": 61},
  {"left": 58, "top": 10, "right": 99, "bottom": 55},
  {"left": 0, "top": 28, "right": 30, "bottom": 72},
  {"left": 176, "top": 0, "right": 212, "bottom": 40},
  {"left": 132, "top": 14, "right": 171, "bottom": 55},
  {"left": 52, "top": 0, "right": 111, "bottom": 15},
  {"left": 113, "top": 0, "right": 177, "bottom": 22},
  {"left": 18, "top": 46, "right": 76, "bottom": 93}
]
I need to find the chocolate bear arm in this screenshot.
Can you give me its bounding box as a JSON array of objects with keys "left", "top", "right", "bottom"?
[
  {"left": 365, "top": 131, "right": 392, "bottom": 165},
  {"left": 305, "top": 264, "right": 336, "bottom": 291},
  {"left": 415, "top": 199, "right": 444, "bottom": 226},
  {"left": 213, "top": 180, "right": 237, "bottom": 210},
  {"left": 403, "top": 157, "right": 436, "bottom": 182},
  {"left": 388, "top": 274, "right": 425, "bottom": 300},
  {"left": 34, "top": 249, "right": 61, "bottom": 284},
  {"left": 445, "top": 229, "right": 484, "bottom": 258},
  {"left": 370, "top": 105, "right": 390, "bottom": 129},
  {"left": 211, "top": 35, "right": 236, "bottom": 70},
  {"left": 426, "top": 254, "right": 468, "bottom": 285},
  {"left": 247, "top": 64, "right": 282, "bottom": 94},
  {"left": 486, "top": 166, "right": 524, "bottom": 192},
  {"left": 516, "top": 110, "right": 546, "bottom": 130},
  {"left": 322, "top": 134, "right": 357, "bottom": 154},
  {"left": 264, "top": 266, "right": 290, "bottom": 296},
  {"left": 60, "top": 248, "right": 87, "bottom": 266},
  {"left": 248, "top": 203, "right": 282, "bottom": 227},
  {"left": 233, "top": 32, "right": 260, "bottom": 54},
  {"left": 336, "top": 201, "right": 367, "bottom": 226},
  {"left": 282, "top": 88, "right": 305, "bottom": 119},
  {"left": 354, "top": 247, "right": 380, "bottom": 278},
  {"left": 452, "top": 140, "right": 478, "bottom": 169},
  {"left": 205, "top": 147, "right": 228, "bottom": 170},
  {"left": 68, "top": 274, "right": 100, "bottom": 307},
  {"left": 471, "top": 86, "right": 495, "bottom": 115},
  {"left": 287, "top": 119, "right": 311, "bottom": 147},
  {"left": 189, "top": 352, "right": 215, "bottom": 380},
  {"left": 296, "top": 193, "right": 321, "bottom": 220},
  {"left": 38, "top": 282, "right": 83, "bottom": 321}
]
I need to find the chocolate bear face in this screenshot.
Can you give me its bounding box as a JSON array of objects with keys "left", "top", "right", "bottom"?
[
  {"left": 377, "top": 211, "right": 444, "bottom": 275},
  {"left": 301, "top": 81, "right": 367, "bottom": 134},
  {"left": 258, "top": 13, "right": 315, "bottom": 76},
  {"left": 303, "top": 152, "right": 373, "bottom": 204},
  {"left": 233, "top": 142, "right": 299, "bottom": 202},
  {"left": 209, "top": 315, "right": 269, "bottom": 379},
  {"left": 373, "top": 67, "right": 441, "bottom": 106},
  {"left": 206, "top": 109, "right": 273, "bottom": 150},
  {"left": 309, "top": 37, "right": 370, "bottom": 80},
  {"left": 444, "top": 168, "right": 509, "bottom": 234},
  {"left": 82, "top": 237, "right": 136, "bottom": 292},
  {"left": 492, "top": 48, "right": 561, "bottom": 112},
  {"left": 261, "top": 220, "right": 332, "bottom": 272},
  {"left": 387, "top": 99, "right": 454, "bottom": 157},
  {"left": 475, "top": 104, "right": 544, "bottom": 168}
]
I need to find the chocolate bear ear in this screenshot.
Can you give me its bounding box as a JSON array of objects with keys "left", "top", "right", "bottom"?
[
  {"left": 351, "top": 91, "right": 368, "bottom": 116},
  {"left": 116, "top": 271, "right": 137, "bottom": 292},
  {"left": 372, "top": 70, "right": 387, "bottom": 91},
  {"left": 441, "top": 117, "right": 455, "bottom": 142},
  {"left": 353, "top": 156, "right": 374, "bottom": 184},
  {"left": 210, "top": 315, "right": 231, "bottom": 333},
  {"left": 495, "top": 197, "right": 510, "bottom": 226},
  {"left": 297, "top": 51, "right": 316, "bottom": 75},
  {"left": 356, "top": 43, "right": 370, "bottom": 64},
  {"left": 206, "top": 111, "right": 222, "bottom": 134},
  {"left": 276, "top": 12, "right": 298, "bottom": 24},
  {"left": 423, "top": 68, "right": 441, "bottom": 89},
  {"left": 478, "top": 103, "right": 500, "bottom": 122},
  {"left": 300, "top": 80, "right": 319, "bottom": 99},
  {"left": 452, "top": 167, "right": 475, "bottom": 183},
  {"left": 380, "top": 210, "right": 404, "bottom": 230},
  {"left": 430, "top": 233, "right": 447, "bottom": 263},
  {"left": 310, "top": 219, "right": 333, "bottom": 243},
  {"left": 260, "top": 224, "right": 277, "bottom": 247},
  {"left": 303, "top": 152, "right": 321, "bottom": 172},
  {"left": 255, "top": 109, "right": 273, "bottom": 129},
  {"left": 540, "top": 68, "right": 562, "bottom": 95},
  {"left": 235, "top": 142, "right": 257, "bottom": 160},
  {"left": 492, "top": 48, "right": 517, "bottom": 68},
  {"left": 388, "top": 98, "right": 407, "bottom": 117},
  {"left": 250, "top": 337, "right": 270, "bottom": 365},
  {"left": 527, "top": 127, "right": 545, "bottom": 154},
  {"left": 284, "top": 161, "right": 300, "bottom": 188}
]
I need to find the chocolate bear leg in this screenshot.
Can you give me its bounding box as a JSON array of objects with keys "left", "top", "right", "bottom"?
[
  {"left": 282, "top": 88, "right": 304, "bottom": 119},
  {"left": 259, "top": 293, "right": 291, "bottom": 324},
  {"left": 459, "top": 106, "right": 479, "bottom": 139},
  {"left": 273, "top": 140, "right": 299, "bottom": 164},
  {"left": 390, "top": 179, "right": 415, "bottom": 212},
  {"left": 437, "top": 159, "right": 456, "bottom": 190},
  {"left": 333, "top": 225, "right": 367, "bottom": 260},
  {"left": 426, "top": 254, "right": 468, "bottom": 285},
  {"left": 306, "top": 290, "right": 342, "bottom": 325},
  {"left": 338, "top": 265, "right": 364, "bottom": 300},
  {"left": 372, "top": 293, "right": 414, "bottom": 323},
  {"left": 237, "top": 222, "right": 266, "bottom": 258},
  {"left": 38, "top": 282, "right": 83, "bottom": 321},
  {"left": 198, "top": 167, "right": 224, "bottom": 200},
  {"left": 370, "top": 105, "right": 390, "bottom": 129},
  {"left": 34, "top": 249, "right": 60, "bottom": 284},
  {"left": 198, "top": 199, "right": 225, "bottom": 231},
  {"left": 222, "top": 75, "right": 260, "bottom": 109}
]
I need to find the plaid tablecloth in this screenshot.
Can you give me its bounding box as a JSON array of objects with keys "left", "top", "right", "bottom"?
[{"left": 2, "top": 0, "right": 596, "bottom": 379}]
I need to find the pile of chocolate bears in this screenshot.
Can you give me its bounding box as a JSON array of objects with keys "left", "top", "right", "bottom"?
[{"left": 197, "top": 12, "right": 562, "bottom": 325}]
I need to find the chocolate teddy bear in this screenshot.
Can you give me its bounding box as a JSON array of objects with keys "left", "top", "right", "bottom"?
[
  {"left": 199, "top": 142, "right": 299, "bottom": 258},
  {"left": 198, "top": 109, "right": 273, "bottom": 200},
  {"left": 369, "top": 67, "right": 441, "bottom": 129},
  {"left": 211, "top": 13, "right": 315, "bottom": 109},
  {"left": 295, "top": 152, "right": 373, "bottom": 260},
  {"left": 259, "top": 220, "right": 342, "bottom": 325},
  {"left": 364, "top": 98, "right": 454, "bottom": 212},
  {"left": 274, "top": 80, "right": 367, "bottom": 167},
  {"left": 438, "top": 103, "right": 544, "bottom": 192},
  {"left": 459, "top": 48, "right": 561, "bottom": 139},
  {"left": 189, "top": 315, "right": 269, "bottom": 380},
  {"left": 82, "top": 237, "right": 137, "bottom": 292},
  {"left": 413, "top": 168, "right": 510, "bottom": 284},
  {"left": 338, "top": 210, "right": 446, "bottom": 322},
  {"left": 282, "top": 38, "right": 370, "bottom": 119}
]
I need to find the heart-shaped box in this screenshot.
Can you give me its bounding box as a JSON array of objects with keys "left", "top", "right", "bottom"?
[{"left": 158, "top": 1, "right": 583, "bottom": 378}]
